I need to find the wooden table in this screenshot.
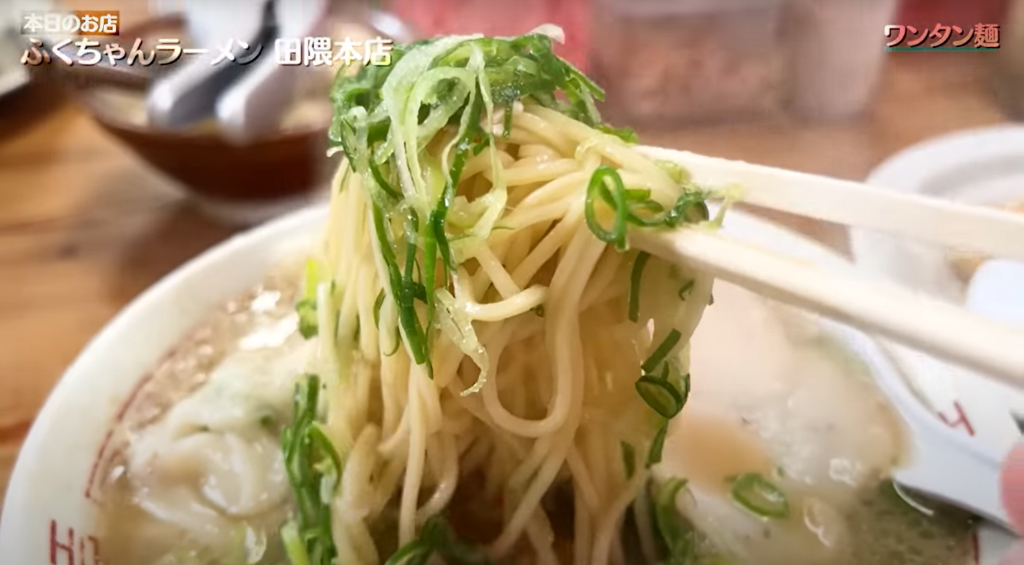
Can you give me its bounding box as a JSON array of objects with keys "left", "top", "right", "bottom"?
[{"left": 0, "top": 54, "right": 1011, "bottom": 507}]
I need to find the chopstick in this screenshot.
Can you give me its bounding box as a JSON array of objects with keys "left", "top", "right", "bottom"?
[
  {"left": 644, "top": 148, "right": 1024, "bottom": 262},
  {"left": 632, "top": 227, "right": 1024, "bottom": 389}
]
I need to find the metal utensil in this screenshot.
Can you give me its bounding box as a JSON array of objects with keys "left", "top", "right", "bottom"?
[
  {"left": 146, "top": 0, "right": 277, "bottom": 131},
  {"left": 215, "top": 0, "right": 329, "bottom": 144}
]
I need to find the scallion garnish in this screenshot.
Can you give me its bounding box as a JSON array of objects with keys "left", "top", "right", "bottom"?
[
  {"left": 652, "top": 478, "right": 695, "bottom": 563},
  {"left": 647, "top": 421, "right": 669, "bottom": 467},
  {"left": 296, "top": 298, "right": 319, "bottom": 339},
  {"left": 501, "top": 101, "right": 514, "bottom": 139},
  {"left": 655, "top": 160, "right": 692, "bottom": 184},
  {"left": 635, "top": 376, "right": 684, "bottom": 419},
  {"left": 628, "top": 252, "right": 651, "bottom": 322},
  {"left": 596, "top": 124, "right": 639, "bottom": 144},
  {"left": 383, "top": 515, "right": 491, "bottom": 565},
  {"left": 373, "top": 290, "right": 386, "bottom": 328},
  {"left": 280, "top": 375, "right": 341, "bottom": 565},
  {"left": 372, "top": 202, "right": 426, "bottom": 368},
  {"left": 584, "top": 165, "right": 630, "bottom": 251},
  {"left": 281, "top": 521, "right": 312, "bottom": 565},
  {"left": 400, "top": 210, "right": 430, "bottom": 371},
  {"left": 730, "top": 473, "right": 789, "bottom": 519},
  {"left": 368, "top": 157, "right": 402, "bottom": 203},
  {"left": 641, "top": 329, "right": 682, "bottom": 374}
]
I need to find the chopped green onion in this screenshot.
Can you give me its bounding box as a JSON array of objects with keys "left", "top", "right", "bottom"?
[
  {"left": 647, "top": 421, "right": 669, "bottom": 467},
  {"left": 431, "top": 86, "right": 484, "bottom": 279},
  {"left": 400, "top": 210, "right": 430, "bottom": 371},
  {"left": 675, "top": 372, "right": 691, "bottom": 410},
  {"left": 625, "top": 208, "right": 666, "bottom": 227},
  {"left": 677, "top": 280, "right": 694, "bottom": 300},
  {"left": 281, "top": 521, "right": 312, "bottom": 565},
  {"left": 373, "top": 290, "right": 386, "bottom": 328},
  {"left": 664, "top": 192, "right": 710, "bottom": 228},
  {"left": 412, "top": 282, "right": 429, "bottom": 303},
  {"left": 655, "top": 160, "right": 692, "bottom": 184},
  {"left": 624, "top": 188, "right": 651, "bottom": 201},
  {"left": 368, "top": 157, "right": 402, "bottom": 202},
  {"left": 302, "top": 259, "right": 322, "bottom": 299},
  {"left": 653, "top": 478, "right": 695, "bottom": 564},
  {"left": 383, "top": 540, "right": 428, "bottom": 565},
  {"left": 501, "top": 101, "right": 514, "bottom": 139},
  {"left": 296, "top": 298, "right": 318, "bottom": 339},
  {"left": 628, "top": 252, "right": 650, "bottom": 322},
  {"left": 730, "top": 473, "right": 789, "bottom": 519},
  {"left": 621, "top": 441, "right": 636, "bottom": 479},
  {"left": 280, "top": 375, "right": 340, "bottom": 565},
  {"left": 370, "top": 202, "right": 426, "bottom": 369},
  {"left": 596, "top": 124, "right": 638, "bottom": 144},
  {"left": 422, "top": 220, "right": 439, "bottom": 337},
  {"left": 641, "top": 329, "right": 682, "bottom": 374},
  {"left": 384, "top": 516, "right": 491, "bottom": 565},
  {"left": 636, "top": 376, "right": 684, "bottom": 419},
  {"left": 584, "top": 165, "right": 630, "bottom": 251}
]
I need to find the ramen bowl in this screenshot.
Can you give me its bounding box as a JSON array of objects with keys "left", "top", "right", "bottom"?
[{"left": 0, "top": 166, "right": 1002, "bottom": 564}]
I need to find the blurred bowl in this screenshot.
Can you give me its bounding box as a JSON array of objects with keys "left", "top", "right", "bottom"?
[{"left": 48, "top": 10, "right": 414, "bottom": 226}]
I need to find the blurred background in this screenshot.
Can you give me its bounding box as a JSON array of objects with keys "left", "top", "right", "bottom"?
[{"left": 0, "top": 0, "right": 1022, "bottom": 501}]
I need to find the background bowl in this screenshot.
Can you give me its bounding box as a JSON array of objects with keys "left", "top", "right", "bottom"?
[
  {"left": 32, "top": 10, "right": 415, "bottom": 226},
  {"left": 0, "top": 167, "right": 1004, "bottom": 564},
  {"left": 850, "top": 126, "right": 1024, "bottom": 460}
]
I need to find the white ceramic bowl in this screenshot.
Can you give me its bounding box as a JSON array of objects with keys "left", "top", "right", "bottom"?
[
  {"left": 0, "top": 198, "right": 1003, "bottom": 564},
  {"left": 851, "top": 126, "right": 1024, "bottom": 462}
]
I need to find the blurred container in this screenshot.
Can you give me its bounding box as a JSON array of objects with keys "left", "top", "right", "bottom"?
[
  {"left": 995, "top": 0, "right": 1024, "bottom": 119},
  {"left": 38, "top": 6, "right": 415, "bottom": 226},
  {"left": 590, "top": 0, "right": 897, "bottom": 126},
  {"left": 388, "top": 0, "right": 590, "bottom": 70},
  {"left": 898, "top": 0, "right": 1009, "bottom": 31},
  {"left": 590, "top": 0, "right": 785, "bottom": 125},
  {"left": 784, "top": 0, "right": 898, "bottom": 120}
]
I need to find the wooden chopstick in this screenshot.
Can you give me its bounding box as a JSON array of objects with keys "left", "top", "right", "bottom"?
[
  {"left": 632, "top": 227, "right": 1024, "bottom": 390},
  {"left": 644, "top": 148, "right": 1024, "bottom": 263}
]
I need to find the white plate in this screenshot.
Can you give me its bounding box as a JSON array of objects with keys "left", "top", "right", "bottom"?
[{"left": 0, "top": 165, "right": 1009, "bottom": 564}]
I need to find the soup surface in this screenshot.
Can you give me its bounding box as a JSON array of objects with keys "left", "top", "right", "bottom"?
[{"left": 96, "top": 272, "right": 974, "bottom": 565}]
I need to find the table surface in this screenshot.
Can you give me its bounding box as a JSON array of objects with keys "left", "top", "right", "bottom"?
[{"left": 0, "top": 54, "right": 1011, "bottom": 507}]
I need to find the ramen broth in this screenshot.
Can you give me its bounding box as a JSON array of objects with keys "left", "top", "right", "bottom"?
[{"left": 96, "top": 274, "right": 973, "bottom": 565}]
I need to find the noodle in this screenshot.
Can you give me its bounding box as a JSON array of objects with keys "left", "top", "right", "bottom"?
[
  {"left": 286, "top": 27, "right": 713, "bottom": 565},
  {"left": 307, "top": 96, "right": 710, "bottom": 563}
]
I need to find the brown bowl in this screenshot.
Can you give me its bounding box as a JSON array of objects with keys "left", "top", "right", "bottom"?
[
  {"left": 47, "top": 10, "right": 414, "bottom": 225},
  {"left": 87, "top": 90, "right": 329, "bottom": 202}
]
